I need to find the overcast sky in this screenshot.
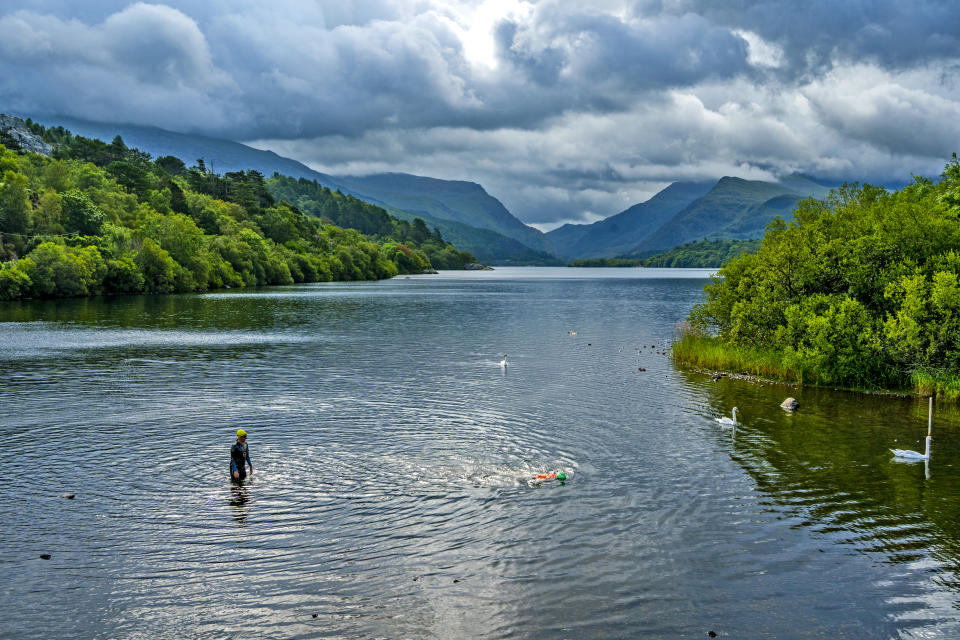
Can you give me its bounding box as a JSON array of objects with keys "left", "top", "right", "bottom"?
[{"left": 2, "top": 1, "right": 960, "bottom": 229}]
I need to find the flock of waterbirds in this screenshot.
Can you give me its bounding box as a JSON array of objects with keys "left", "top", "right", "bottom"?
[
  {"left": 494, "top": 331, "right": 938, "bottom": 469},
  {"left": 495, "top": 331, "right": 671, "bottom": 374}
]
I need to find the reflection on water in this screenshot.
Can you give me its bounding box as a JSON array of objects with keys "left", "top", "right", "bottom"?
[
  {"left": 229, "top": 484, "right": 251, "bottom": 525},
  {"left": 1, "top": 268, "right": 960, "bottom": 639}
]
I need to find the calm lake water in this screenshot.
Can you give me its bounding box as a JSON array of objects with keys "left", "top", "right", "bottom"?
[{"left": 2, "top": 267, "right": 960, "bottom": 639}]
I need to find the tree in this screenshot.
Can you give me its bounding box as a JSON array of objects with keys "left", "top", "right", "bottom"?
[
  {"left": 0, "top": 170, "right": 32, "bottom": 234},
  {"left": 34, "top": 189, "right": 65, "bottom": 235},
  {"left": 19, "top": 242, "right": 106, "bottom": 297},
  {"left": 136, "top": 237, "right": 177, "bottom": 293},
  {"left": 0, "top": 261, "right": 30, "bottom": 300},
  {"left": 61, "top": 190, "right": 105, "bottom": 235},
  {"left": 155, "top": 155, "right": 187, "bottom": 176}
]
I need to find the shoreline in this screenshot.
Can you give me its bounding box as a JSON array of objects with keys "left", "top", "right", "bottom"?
[{"left": 680, "top": 364, "right": 916, "bottom": 399}]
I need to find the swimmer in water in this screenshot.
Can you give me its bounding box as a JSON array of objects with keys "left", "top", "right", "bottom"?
[{"left": 533, "top": 471, "right": 567, "bottom": 481}]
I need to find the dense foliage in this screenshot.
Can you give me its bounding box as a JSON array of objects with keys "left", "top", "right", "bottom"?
[
  {"left": 685, "top": 156, "right": 960, "bottom": 396},
  {"left": 567, "top": 258, "right": 644, "bottom": 267},
  {"left": 266, "top": 175, "right": 476, "bottom": 269},
  {"left": 640, "top": 238, "right": 761, "bottom": 268},
  {"left": 0, "top": 124, "right": 446, "bottom": 300},
  {"left": 568, "top": 240, "right": 762, "bottom": 268}
]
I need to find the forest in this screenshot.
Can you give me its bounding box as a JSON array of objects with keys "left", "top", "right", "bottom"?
[
  {"left": 678, "top": 155, "right": 960, "bottom": 398},
  {"left": 0, "top": 121, "right": 476, "bottom": 301},
  {"left": 568, "top": 239, "right": 762, "bottom": 268},
  {"left": 639, "top": 238, "right": 762, "bottom": 268},
  {"left": 265, "top": 174, "right": 475, "bottom": 269}
]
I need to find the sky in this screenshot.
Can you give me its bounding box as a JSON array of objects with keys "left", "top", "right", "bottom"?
[{"left": 2, "top": 1, "right": 960, "bottom": 230}]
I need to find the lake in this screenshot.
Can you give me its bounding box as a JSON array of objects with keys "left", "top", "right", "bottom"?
[{"left": 2, "top": 267, "right": 960, "bottom": 639}]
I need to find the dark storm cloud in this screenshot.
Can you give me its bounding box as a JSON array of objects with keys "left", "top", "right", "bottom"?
[
  {"left": 2, "top": 1, "right": 959, "bottom": 227},
  {"left": 0, "top": 1, "right": 758, "bottom": 138},
  {"left": 668, "top": 0, "right": 960, "bottom": 72},
  {"left": 500, "top": 10, "right": 749, "bottom": 90}
]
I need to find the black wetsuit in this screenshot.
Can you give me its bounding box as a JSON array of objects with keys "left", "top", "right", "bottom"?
[{"left": 231, "top": 441, "right": 251, "bottom": 481}]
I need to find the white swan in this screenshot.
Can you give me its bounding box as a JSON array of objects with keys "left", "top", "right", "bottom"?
[
  {"left": 499, "top": 354, "right": 507, "bottom": 368},
  {"left": 891, "top": 436, "right": 931, "bottom": 460},
  {"left": 716, "top": 407, "right": 738, "bottom": 427},
  {"left": 891, "top": 396, "right": 933, "bottom": 461}
]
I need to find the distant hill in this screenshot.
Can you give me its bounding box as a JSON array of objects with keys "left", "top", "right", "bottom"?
[
  {"left": 23, "top": 114, "right": 349, "bottom": 189},
  {"left": 626, "top": 176, "right": 832, "bottom": 255},
  {"left": 639, "top": 238, "right": 762, "bottom": 268},
  {"left": 22, "top": 114, "right": 559, "bottom": 264},
  {"left": 546, "top": 181, "right": 715, "bottom": 260},
  {"left": 333, "top": 173, "right": 554, "bottom": 254}
]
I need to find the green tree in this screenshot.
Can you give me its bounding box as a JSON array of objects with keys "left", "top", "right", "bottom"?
[
  {"left": 104, "top": 255, "right": 145, "bottom": 293},
  {"left": 19, "top": 242, "right": 106, "bottom": 297},
  {"left": 136, "top": 237, "right": 177, "bottom": 293},
  {"left": 34, "top": 189, "right": 65, "bottom": 235},
  {"left": 61, "top": 189, "right": 106, "bottom": 235},
  {"left": 0, "top": 261, "right": 31, "bottom": 300},
  {"left": 0, "top": 170, "right": 32, "bottom": 234}
]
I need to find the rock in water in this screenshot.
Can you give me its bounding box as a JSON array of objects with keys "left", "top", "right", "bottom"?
[
  {"left": 61, "top": 493, "right": 75, "bottom": 499},
  {"left": 780, "top": 397, "right": 799, "bottom": 411},
  {"left": 39, "top": 554, "right": 51, "bottom": 560}
]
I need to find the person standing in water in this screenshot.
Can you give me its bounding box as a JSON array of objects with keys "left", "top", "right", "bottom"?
[{"left": 231, "top": 429, "right": 253, "bottom": 482}]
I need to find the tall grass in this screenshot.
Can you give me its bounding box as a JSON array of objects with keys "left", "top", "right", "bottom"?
[
  {"left": 911, "top": 368, "right": 960, "bottom": 401},
  {"left": 673, "top": 327, "right": 960, "bottom": 400},
  {"left": 671, "top": 327, "right": 805, "bottom": 383}
]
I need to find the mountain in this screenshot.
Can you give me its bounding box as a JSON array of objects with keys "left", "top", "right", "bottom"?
[
  {"left": 625, "top": 176, "right": 832, "bottom": 256},
  {"left": 333, "top": 173, "right": 554, "bottom": 254},
  {"left": 22, "top": 114, "right": 559, "bottom": 264},
  {"left": 13, "top": 114, "right": 840, "bottom": 265},
  {"left": 549, "top": 176, "right": 832, "bottom": 261},
  {"left": 546, "top": 181, "right": 715, "bottom": 260},
  {"left": 23, "top": 114, "right": 350, "bottom": 189}
]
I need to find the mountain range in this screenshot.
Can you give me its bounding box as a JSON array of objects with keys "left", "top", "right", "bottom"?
[{"left": 16, "top": 114, "right": 838, "bottom": 264}]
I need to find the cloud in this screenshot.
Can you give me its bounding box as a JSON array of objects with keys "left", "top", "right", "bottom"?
[
  {"left": 0, "top": 3, "right": 235, "bottom": 130},
  {"left": 673, "top": 0, "right": 960, "bottom": 72},
  {"left": 2, "top": 1, "right": 960, "bottom": 226}
]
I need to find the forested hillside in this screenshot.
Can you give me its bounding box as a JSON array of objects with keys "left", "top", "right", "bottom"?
[
  {"left": 26, "top": 114, "right": 558, "bottom": 265},
  {"left": 266, "top": 175, "right": 475, "bottom": 269},
  {"left": 678, "top": 156, "right": 960, "bottom": 398},
  {"left": 640, "top": 239, "right": 761, "bottom": 267},
  {"left": 0, "top": 120, "right": 470, "bottom": 301}
]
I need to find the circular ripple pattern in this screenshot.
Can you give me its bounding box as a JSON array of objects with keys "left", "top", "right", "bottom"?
[{"left": 2, "top": 268, "right": 960, "bottom": 639}]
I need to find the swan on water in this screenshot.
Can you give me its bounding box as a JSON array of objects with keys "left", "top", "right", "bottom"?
[
  {"left": 716, "top": 407, "right": 739, "bottom": 427},
  {"left": 499, "top": 355, "right": 507, "bottom": 368},
  {"left": 891, "top": 436, "right": 931, "bottom": 460},
  {"left": 891, "top": 396, "right": 933, "bottom": 461}
]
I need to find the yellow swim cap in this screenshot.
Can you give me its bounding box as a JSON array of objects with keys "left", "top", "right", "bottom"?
[{"left": 236, "top": 429, "right": 247, "bottom": 438}]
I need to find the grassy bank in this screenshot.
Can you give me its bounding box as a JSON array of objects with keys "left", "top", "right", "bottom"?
[
  {"left": 671, "top": 329, "right": 804, "bottom": 383},
  {"left": 673, "top": 329, "right": 960, "bottom": 400}
]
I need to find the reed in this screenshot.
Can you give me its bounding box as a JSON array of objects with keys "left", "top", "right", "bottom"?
[
  {"left": 671, "top": 328, "right": 805, "bottom": 383},
  {"left": 911, "top": 368, "right": 960, "bottom": 401},
  {"left": 673, "top": 328, "right": 960, "bottom": 400}
]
